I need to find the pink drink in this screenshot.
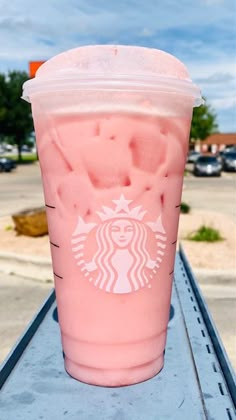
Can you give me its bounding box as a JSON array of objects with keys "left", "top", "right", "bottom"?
[{"left": 23, "top": 46, "right": 202, "bottom": 386}]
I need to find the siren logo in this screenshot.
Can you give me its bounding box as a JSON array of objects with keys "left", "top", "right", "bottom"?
[{"left": 71, "top": 195, "right": 166, "bottom": 294}]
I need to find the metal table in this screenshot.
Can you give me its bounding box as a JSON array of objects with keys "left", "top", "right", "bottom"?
[{"left": 0, "top": 248, "right": 235, "bottom": 420}]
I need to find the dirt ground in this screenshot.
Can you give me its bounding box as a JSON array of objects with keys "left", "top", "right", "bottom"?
[
  {"left": 179, "top": 210, "right": 236, "bottom": 271},
  {"left": 0, "top": 209, "right": 235, "bottom": 271},
  {"left": 0, "top": 216, "right": 51, "bottom": 259}
]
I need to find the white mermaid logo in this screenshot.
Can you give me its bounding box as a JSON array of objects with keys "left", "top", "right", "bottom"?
[{"left": 71, "top": 194, "right": 166, "bottom": 294}]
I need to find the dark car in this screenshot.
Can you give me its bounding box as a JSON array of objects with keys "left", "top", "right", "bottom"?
[
  {"left": 0, "top": 157, "right": 17, "bottom": 172},
  {"left": 193, "top": 155, "right": 222, "bottom": 177},
  {"left": 222, "top": 152, "right": 236, "bottom": 171},
  {"left": 187, "top": 151, "right": 201, "bottom": 163}
]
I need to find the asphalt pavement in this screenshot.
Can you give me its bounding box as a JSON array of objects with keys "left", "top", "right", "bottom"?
[
  {"left": 0, "top": 163, "right": 44, "bottom": 217},
  {"left": 0, "top": 162, "right": 235, "bottom": 217},
  {"left": 183, "top": 167, "right": 236, "bottom": 220}
]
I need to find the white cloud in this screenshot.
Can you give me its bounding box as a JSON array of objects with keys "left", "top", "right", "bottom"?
[
  {"left": 0, "top": 0, "right": 235, "bottom": 131},
  {"left": 211, "top": 97, "right": 236, "bottom": 110},
  {"left": 196, "top": 73, "right": 235, "bottom": 84},
  {"left": 140, "top": 28, "right": 154, "bottom": 38},
  {"left": 202, "top": 0, "right": 225, "bottom": 4}
]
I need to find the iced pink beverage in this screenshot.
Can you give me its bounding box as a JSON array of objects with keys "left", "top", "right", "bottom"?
[{"left": 23, "top": 45, "right": 202, "bottom": 386}]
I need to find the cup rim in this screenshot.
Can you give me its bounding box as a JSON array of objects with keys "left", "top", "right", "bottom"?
[{"left": 22, "top": 73, "right": 203, "bottom": 107}]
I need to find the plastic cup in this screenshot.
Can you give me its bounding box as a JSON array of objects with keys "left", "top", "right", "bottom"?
[{"left": 22, "top": 45, "right": 202, "bottom": 387}]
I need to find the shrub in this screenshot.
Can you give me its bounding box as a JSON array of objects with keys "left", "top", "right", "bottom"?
[
  {"left": 187, "top": 225, "right": 224, "bottom": 242},
  {"left": 180, "top": 202, "right": 191, "bottom": 214},
  {"left": 5, "top": 225, "right": 13, "bottom": 231}
]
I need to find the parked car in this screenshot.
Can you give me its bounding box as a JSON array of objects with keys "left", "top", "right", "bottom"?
[
  {"left": 4, "top": 144, "right": 13, "bottom": 152},
  {"left": 193, "top": 155, "right": 222, "bottom": 176},
  {"left": 223, "top": 146, "right": 236, "bottom": 154},
  {"left": 21, "top": 144, "right": 32, "bottom": 152},
  {"left": 187, "top": 151, "right": 201, "bottom": 163},
  {"left": 0, "top": 157, "right": 17, "bottom": 172},
  {"left": 222, "top": 152, "right": 236, "bottom": 171}
]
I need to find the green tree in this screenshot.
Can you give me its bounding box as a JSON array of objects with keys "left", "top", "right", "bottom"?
[
  {"left": 0, "top": 74, "right": 8, "bottom": 142},
  {"left": 0, "top": 71, "right": 33, "bottom": 161},
  {"left": 190, "top": 99, "right": 218, "bottom": 141}
]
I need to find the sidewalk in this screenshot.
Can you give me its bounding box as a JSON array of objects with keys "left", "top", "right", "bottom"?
[
  {"left": 0, "top": 273, "right": 52, "bottom": 364},
  {"left": 0, "top": 252, "right": 52, "bottom": 282},
  {"left": 0, "top": 249, "right": 235, "bottom": 285}
]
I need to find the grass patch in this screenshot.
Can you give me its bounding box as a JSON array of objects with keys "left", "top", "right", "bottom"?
[
  {"left": 180, "top": 202, "right": 191, "bottom": 214},
  {"left": 4, "top": 154, "right": 38, "bottom": 164},
  {"left": 187, "top": 225, "right": 224, "bottom": 242},
  {"left": 5, "top": 225, "right": 13, "bottom": 231}
]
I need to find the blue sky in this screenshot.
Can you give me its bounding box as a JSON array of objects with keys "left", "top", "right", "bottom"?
[{"left": 0, "top": 0, "right": 235, "bottom": 132}]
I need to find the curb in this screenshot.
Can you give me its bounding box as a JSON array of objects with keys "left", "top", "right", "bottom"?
[
  {"left": 0, "top": 252, "right": 53, "bottom": 283},
  {"left": 193, "top": 268, "right": 236, "bottom": 286},
  {"left": 0, "top": 252, "right": 235, "bottom": 286}
]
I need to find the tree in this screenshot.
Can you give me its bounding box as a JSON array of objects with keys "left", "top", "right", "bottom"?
[
  {"left": 0, "top": 74, "right": 8, "bottom": 142},
  {"left": 0, "top": 71, "right": 33, "bottom": 161},
  {"left": 190, "top": 98, "right": 218, "bottom": 141}
]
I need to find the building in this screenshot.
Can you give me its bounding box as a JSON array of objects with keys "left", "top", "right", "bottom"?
[
  {"left": 195, "top": 133, "right": 236, "bottom": 154},
  {"left": 29, "top": 61, "right": 45, "bottom": 78}
]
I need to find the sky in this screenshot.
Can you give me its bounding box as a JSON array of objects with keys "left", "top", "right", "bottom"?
[{"left": 0, "top": 0, "right": 235, "bottom": 132}]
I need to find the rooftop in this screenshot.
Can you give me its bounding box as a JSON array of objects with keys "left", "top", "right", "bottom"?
[{"left": 203, "top": 133, "right": 236, "bottom": 145}]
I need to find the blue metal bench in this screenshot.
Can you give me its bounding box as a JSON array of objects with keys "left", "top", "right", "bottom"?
[{"left": 0, "top": 248, "right": 235, "bottom": 419}]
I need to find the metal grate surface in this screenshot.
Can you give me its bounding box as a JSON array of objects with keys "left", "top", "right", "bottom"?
[
  {"left": 175, "top": 250, "right": 236, "bottom": 420},
  {"left": 0, "top": 251, "right": 235, "bottom": 420}
]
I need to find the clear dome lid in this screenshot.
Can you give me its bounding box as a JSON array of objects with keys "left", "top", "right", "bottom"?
[{"left": 22, "top": 45, "right": 203, "bottom": 107}]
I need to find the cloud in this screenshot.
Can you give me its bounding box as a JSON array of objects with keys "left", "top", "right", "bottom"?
[
  {"left": 196, "top": 73, "right": 235, "bottom": 85},
  {"left": 218, "top": 109, "right": 236, "bottom": 132},
  {"left": 139, "top": 28, "right": 154, "bottom": 38},
  {"left": 194, "top": 66, "right": 236, "bottom": 132},
  {"left": 201, "top": 0, "right": 225, "bottom": 4},
  {"left": 0, "top": 0, "right": 235, "bottom": 131},
  {"left": 211, "top": 97, "right": 236, "bottom": 110},
  {"left": 37, "top": 38, "right": 56, "bottom": 47}
]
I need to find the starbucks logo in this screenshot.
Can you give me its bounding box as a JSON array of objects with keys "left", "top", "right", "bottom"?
[{"left": 71, "top": 195, "right": 166, "bottom": 294}]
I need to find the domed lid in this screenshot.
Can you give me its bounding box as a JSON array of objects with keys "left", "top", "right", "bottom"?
[{"left": 22, "top": 45, "right": 203, "bottom": 106}]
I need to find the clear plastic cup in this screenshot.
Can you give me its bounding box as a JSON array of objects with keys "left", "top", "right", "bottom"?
[{"left": 22, "top": 45, "right": 203, "bottom": 386}]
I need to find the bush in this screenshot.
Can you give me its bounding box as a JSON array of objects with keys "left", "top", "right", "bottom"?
[
  {"left": 180, "top": 202, "right": 191, "bottom": 214},
  {"left": 187, "top": 225, "right": 224, "bottom": 242}
]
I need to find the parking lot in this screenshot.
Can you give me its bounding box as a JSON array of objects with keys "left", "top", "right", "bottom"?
[
  {"left": 183, "top": 166, "right": 236, "bottom": 220},
  {"left": 1, "top": 162, "right": 235, "bottom": 217},
  {"left": 0, "top": 163, "right": 44, "bottom": 217}
]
